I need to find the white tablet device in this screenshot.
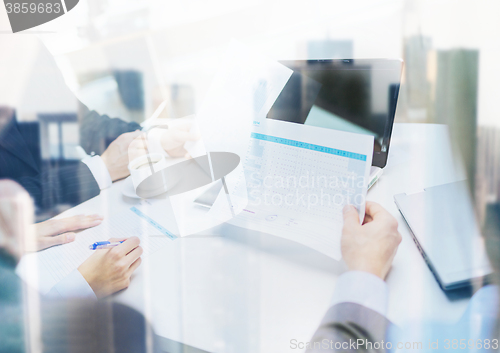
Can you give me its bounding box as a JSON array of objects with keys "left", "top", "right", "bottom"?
[{"left": 394, "top": 181, "right": 492, "bottom": 290}]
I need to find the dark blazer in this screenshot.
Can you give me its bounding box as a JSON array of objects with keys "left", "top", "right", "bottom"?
[
  {"left": 306, "top": 303, "right": 394, "bottom": 353},
  {"left": 0, "top": 251, "right": 158, "bottom": 353},
  {"left": 0, "top": 251, "right": 25, "bottom": 353},
  {"left": 0, "top": 105, "right": 140, "bottom": 215}
]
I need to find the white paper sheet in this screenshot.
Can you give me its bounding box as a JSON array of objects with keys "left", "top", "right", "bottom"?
[
  {"left": 16, "top": 206, "right": 175, "bottom": 294},
  {"left": 185, "top": 40, "right": 293, "bottom": 159},
  {"left": 139, "top": 194, "right": 222, "bottom": 237},
  {"left": 210, "top": 119, "right": 374, "bottom": 260},
  {"left": 181, "top": 40, "right": 293, "bottom": 233}
]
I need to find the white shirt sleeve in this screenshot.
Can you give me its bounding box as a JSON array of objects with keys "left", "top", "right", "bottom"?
[
  {"left": 46, "top": 269, "right": 97, "bottom": 299},
  {"left": 331, "top": 271, "right": 389, "bottom": 317},
  {"left": 81, "top": 155, "right": 113, "bottom": 190}
]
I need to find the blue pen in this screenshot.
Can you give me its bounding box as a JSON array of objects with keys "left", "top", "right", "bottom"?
[{"left": 89, "top": 241, "right": 125, "bottom": 250}]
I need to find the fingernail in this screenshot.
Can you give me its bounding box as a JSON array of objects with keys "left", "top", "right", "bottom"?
[
  {"left": 91, "top": 219, "right": 103, "bottom": 226},
  {"left": 66, "top": 233, "right": 75, "bottom": 242},
  {"left": 92, "top": 214, "right": 104, "bottom": 220}
]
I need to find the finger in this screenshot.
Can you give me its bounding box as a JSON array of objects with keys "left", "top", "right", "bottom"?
[
  {"left": 127, "top": 130, "right": 144, "bottom": 139},
  {"left": 130, "top": 134, "right": 148, "bottom": 144},
  {"left": 131, "top": 132, "right": 147, "bottom": 141},
  {"left": 127, "top": 257, "right": 142, "bottom": 275},
  {"left": 124, "top": 246, "right": 143, "bottom": 267},
  {"left": 129, "top": 137, "right": 150, "bottom": 155},
  {"left": 362, "top": 212, "right": 374, "bottom": 224},
  {"left": 128, "top": 144, "right": 148, "bottom": 154},
  {"left": 112, "top": 236, "right": 140, "bottom": 257},
  {"left": 171, "top": 121, "right": 193, "bottom": 131},
  {"left": 127, "top": 146, "right": 148, "bottom": 155},
  {"left": 108, "top": 237, "right": 128, "bottom": 243},
  {"left": 38, "top": 214, "right": 103, "bottom": 237},
  {"left": 120, "top": 131, "right": 146, "bottom": 145},
  {"left": 342, "top": 205, "right": 361, "bottom": 229},
  {"left": 364, "top": 201, "right": 389, "bottom": 220},
  {"left": 38, "top": 232, "right": 76, "bottom": 251},
  {"left": 128, "top": 146, "right": 149, "bottom": 159},
  {"left": 129, "top": 134, "right": 148, "bottom": 144},
  {"left": 170, "top": 129, "right": 200, "bottom": 143},
  {"left": 165, "top": 146, "right": 188, "bottom": 158}
]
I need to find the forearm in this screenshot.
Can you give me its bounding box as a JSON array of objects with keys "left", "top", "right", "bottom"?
[
  {"left": 79, "top": 103, "right": 140, "bottom": 155},
  {"left": 331, "top": 271, "right": 389, "bottom": 317},
  {"left": 307, "top": 271, "right": 392, "bottom": 352},
  {"left": 46, "top": 269, "right": 96, "bottom": 299},
  {"left": 81, "top": 155, "right": 112, "bottom": 190},
  {"left": 16, "top": 161, "right": 100, "bottom": 213},
  {"left": 307, "top": 302, "right": 392, "bottom": 353}
]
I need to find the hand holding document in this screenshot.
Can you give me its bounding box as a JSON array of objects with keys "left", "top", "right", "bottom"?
[
  {"left": 17, "top": 41, "right": 374, "bottom": 296},
  {"left": 210, "top": 119, "right": 374, "bottom": 260},
  {"left": 182, "top": 40, "right": 374, "bottom": 259},
  {"left": 77, "top": 236, "right": 144, "bottom": 299}
]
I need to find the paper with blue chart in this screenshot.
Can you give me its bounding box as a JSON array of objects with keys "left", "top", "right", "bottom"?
[
  {"left": 210, "top": 118, "right": 374, "bottom": 260},
  {"left": 182, "top": 40, "right": 374, "bottom": 259},
  {"left": 17, "top": 42, "right": 373, "bottom": 295}
]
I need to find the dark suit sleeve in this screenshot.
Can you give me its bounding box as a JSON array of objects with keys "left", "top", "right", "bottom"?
[
  {"left": 40, "top": 300, "right": 163, "bottom": 353},
  {"left": 79, "top": 103, "right": 141, "bottom": 155},
  {"left": 306, "top": 303, "right": 393, "bottom": 353},
  {"left": 17, "top": 161, "right": 100, "bottom": 213}
]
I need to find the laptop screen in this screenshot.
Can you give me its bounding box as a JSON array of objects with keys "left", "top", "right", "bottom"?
[{"left": 267, "top": 59, "right": 403, "bottom": 167}]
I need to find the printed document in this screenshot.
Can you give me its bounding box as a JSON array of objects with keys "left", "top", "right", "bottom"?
[{"left": 210, "top": 119, "right": 374, "bottom": 260}]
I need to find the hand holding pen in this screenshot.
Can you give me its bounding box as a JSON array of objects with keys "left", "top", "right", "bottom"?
[
  {"left": 89, "top": 240, "right": 125, "bottom": 250},
  {"left": 78, "top": 237, "right": 143, "bottom": 299}
]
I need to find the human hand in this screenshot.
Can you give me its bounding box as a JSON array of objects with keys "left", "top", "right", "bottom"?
[
  {"left": 158, "top": 121, "right": 200, "bottom": 158},
  {"left": 0, "top": 180, "right": 33, "bottom": 262},
  {"left": 101, "top": 130, "right": 147, "bottom": 181},
  {"left": 77, "top": 236, "right": 143, "bottom": 299},
  {"left": 341, "top": 202, "right": 402, "bottom": 279},
  {"left": 27, "top": 214, "right": 103, "bottom": 252}
]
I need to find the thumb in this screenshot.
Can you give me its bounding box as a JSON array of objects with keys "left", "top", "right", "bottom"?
[
  {"left": 343, "top": 205, "right": 361, "bottom": 229},
  {"left": 38, "top": 232, "right": 76, "bottom": 251}
]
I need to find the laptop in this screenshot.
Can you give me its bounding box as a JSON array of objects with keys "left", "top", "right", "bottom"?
[{"left": 195, "top": 58, "right": 403, "bottom": 207}]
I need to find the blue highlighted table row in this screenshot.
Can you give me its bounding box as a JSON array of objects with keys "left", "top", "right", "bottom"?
[{"left": 250, "top": 132, "right": 367, "bottom": 161}]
